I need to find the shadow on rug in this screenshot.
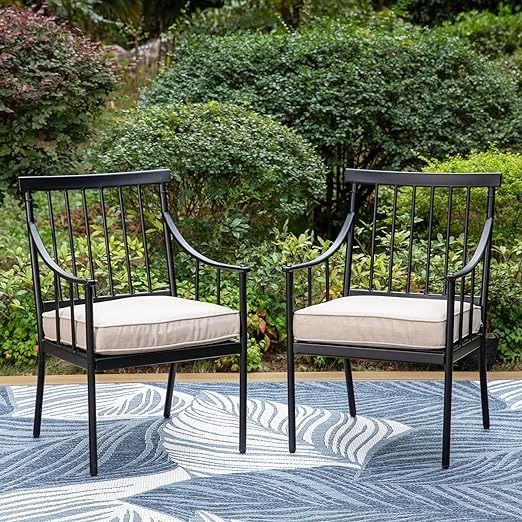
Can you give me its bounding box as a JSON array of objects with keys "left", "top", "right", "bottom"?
[{"left": 0, "top": 379, "right": 520, "bottom": 521}]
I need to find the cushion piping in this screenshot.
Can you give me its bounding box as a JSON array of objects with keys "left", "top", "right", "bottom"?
[
  {"left": 293, "top": 309, "right": 478, "bottom": 324},
  {"left": 42, "top": 310, "right": 239, "bottom": 329}
]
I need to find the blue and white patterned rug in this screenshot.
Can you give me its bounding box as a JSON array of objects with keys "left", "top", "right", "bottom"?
[{"left": 0, "top": 379, "right": 520, "bottom": 521}]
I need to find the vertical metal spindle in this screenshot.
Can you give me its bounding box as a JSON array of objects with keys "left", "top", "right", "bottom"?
[
  {"left": 368, "top": 185, "right": 379, "bottom": 292},
  {"left": 469, "top": 267, "right": 476, "bottom": 340},
  {"left": 463, "top": 187, "right": 471, "bottom": 266},
  {"left": 325, "top": 259, "right": 330, "bottom": 301},
  {"left": 64, "top": 190, "right": 79, "bottom": 299},
  {"left": 343, "top": 183, "right": 357, "bottom": 296},
  {"left": 406, "top": 186, "right": 416, "bottom": 293},
  {"left": 459, "top": 187, "right": 471, "bottom": 343},
  {"left": 443, "top": 187, "right": 454, "bottom": 294},
  {"left": 425, "top": 187, "right": 435, "bottom": 294},
  {"left": 195, "top": 260, "right": 200, "bottom": 300},
  {"left": 47, "top": 192, "right": 63, "bottom": 312},
  {"left": 118, "top": 187, "right": 133, "bottom": 294},
  {"left": 216, "top": 269, "right": 221, "bottom": 305},
  {"left": 47, "top": 192, "right": 59, "bottom": 263},
  {"left": 307, "top": 267, "right": 312, "bottom": 306},
  {"left": 137, "top": 185, "right": 152, "bottom": 293},
  {"left": 54, "top": 273, "right": 61, "bottom": 345},
  {"left": 81, "top": 189, "right": 96, "bottom": 291},
  {"left": 458, "top": 276, "right": 465, "bottom": 345},
  {"left": 69, "top": 282, "right": 76, "bottom": 352},
  {"left": 387, "top": 185, "right": 398, "bottom": 293},
  {"left": 160, "top": 184, "right": 177, "bottom": 296},
  {"left": 99, "top": 188, "right": 114, "bottom": 296}
]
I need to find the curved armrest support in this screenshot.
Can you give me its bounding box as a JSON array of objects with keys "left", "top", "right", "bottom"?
[
  {"left": 29, "top": 223, "right": 95, "bottom": 286},
  {"left": 283, "top": 212, "right": 355, "bottom": 272},
  {"left": 446, "top": 218, "right": 492, "bottom": 281},
  {"left": 163, "top": 212, "right": 250, "bottom": 273}
]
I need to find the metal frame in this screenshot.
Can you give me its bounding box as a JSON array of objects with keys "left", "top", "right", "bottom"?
[
  {"left": 20, "top": 169, "right": 249, "bottom": 476},
  {"left": 284, "top": 169, "right": 500, "bottom": 468}
]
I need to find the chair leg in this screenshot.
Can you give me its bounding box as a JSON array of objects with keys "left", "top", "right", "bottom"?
[
  {"left": 87, "top": 367, "right": 98, "bottom": 477},
  {"left": 239, "top": 344, "right": 247, "bottom": 454},
  {"left": 479, "top": 336, "right": 490, "bottom": 430},
  {"left": 287, "top": 347, "right": 296, "bottom": 453},
  {"left": 442, "top": 362, "right": 453, "bottom": 469},
  {"left": 164, "top": 363, "right": 177, "bottom": 419},
  {"left": 343, "top": 358, "right": 357, "bottom": 418},
  {"left": 33, "top": 349, "right": 46, "bottom": 438}
]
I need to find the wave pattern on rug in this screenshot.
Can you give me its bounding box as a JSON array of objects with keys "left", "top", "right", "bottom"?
[{"left": 0, "top": 380, "right": 520, "bottom": 521}]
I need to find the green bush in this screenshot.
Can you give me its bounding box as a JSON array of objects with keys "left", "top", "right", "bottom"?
[
  {"left": 143, "top": 23, "right": 521, "bottom": 176},
  {"left": 436, "top": 7, "right": 522, "bottom": 58},
  {"left": 495, "top": 48, "right": 522, "bottom": 94},
  {"left": 489, "top": 241, "right": 522, "bottom": 361},
  {"left": 0, "top": 195, "right": 37, "bottom": 365},
  {"left": 424, "top": 8, "right": 522, "bottom": 93},
  {"left": 422, "top": 151, "right": 522, "bottom": 248},
  {"left": 171, "top": 0, "right": 386, "bottom": 37},
  {"left": 86, "top": 102, "right": 325, "bottom": 254},
  {"left": 0, "top": 7, "right": 116, "bottom": 192}
]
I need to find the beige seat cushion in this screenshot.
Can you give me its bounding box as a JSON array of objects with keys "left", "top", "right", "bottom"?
[
  {"left": 42, "top": 295, "right": 240, "bottom": 355},
  {"left": 293, "top": 295, "right": 481, "bottom": 350}
]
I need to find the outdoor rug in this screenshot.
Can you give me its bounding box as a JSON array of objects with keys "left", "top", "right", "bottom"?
[{"left": 0, "top": 379, "right": 520, "bottom": 521}]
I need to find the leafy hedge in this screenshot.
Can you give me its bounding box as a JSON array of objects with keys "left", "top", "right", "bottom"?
[
  {"left": 0, "top": 7, "right": 116, "bottom": 192},
  {"left": 86, "top": 102, "right": 325, "bottom": 253},
  {"left": 437, "top": 7, "right": 522, "bottom": 58},
  {"left": 143, "top": 24, "right": 521, "bottom": 175},
  {"left": 0, "top": 194, "right": 38, "bottom": 366},
  {"left": 171, "top": 0, "right": 387, "bottom": 37},
  {"left": 380, "top": 0, "right": 521, "bottom": 26}
]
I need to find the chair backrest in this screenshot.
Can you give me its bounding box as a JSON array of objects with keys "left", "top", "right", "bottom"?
[
  {"left": 343, "top": 169, "right": 501, "bottom": 301},
  {"left": 19, "top": 170, "right": 174, "bottom": 311}
]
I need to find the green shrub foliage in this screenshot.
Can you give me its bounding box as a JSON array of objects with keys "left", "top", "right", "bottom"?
[
  {"left": 0, "top": 195, "right": 38, "bottom": 366},
  {"left": 0, "top": 7, "right": 116, "bottom": 191},
  {"left": 423, "top": 151, "right": 522, "bottom": 249},
  {"left": 171, "top": 0, "right": 383, "bottom": 37},
  {"left": 376, "top": 0, "right": 520, "bottom": 26},
  {"left": 143, "top": 24, "right": 521, "bottom": 175},
  {"left": 86, "top": 102, "right": 325, "bottom": 253},
  {"left": 437, "top": 7, "right": 522, "bottom": 58},
  {"left": 436, "top": 8, "right": 522, "bottom": 95}
]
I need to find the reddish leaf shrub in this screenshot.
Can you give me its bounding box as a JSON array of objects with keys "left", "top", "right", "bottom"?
[{"left": 0, "top": 7, "right": 116, "bottom": 191}]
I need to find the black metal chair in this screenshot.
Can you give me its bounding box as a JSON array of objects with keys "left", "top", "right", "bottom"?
[
  {"left": 284, "top": 169, "right": 500, "bottom": 468},
  {"left": 19, "top": 169, "right": 248, "bottom": 476}
]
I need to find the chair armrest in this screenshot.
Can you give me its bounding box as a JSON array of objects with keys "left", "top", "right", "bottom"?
[
  {"left": 446, "top": 218, "right": 492, "bottom": 281},
  {"left": 163, "top": 212, "right": 250, "bottom": 273},
  {"left": 282, "top": 212, "right": 355, "bottom": 272},
  {"left": 29, "top": 223, "right": 95, "bottom": 286}
]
